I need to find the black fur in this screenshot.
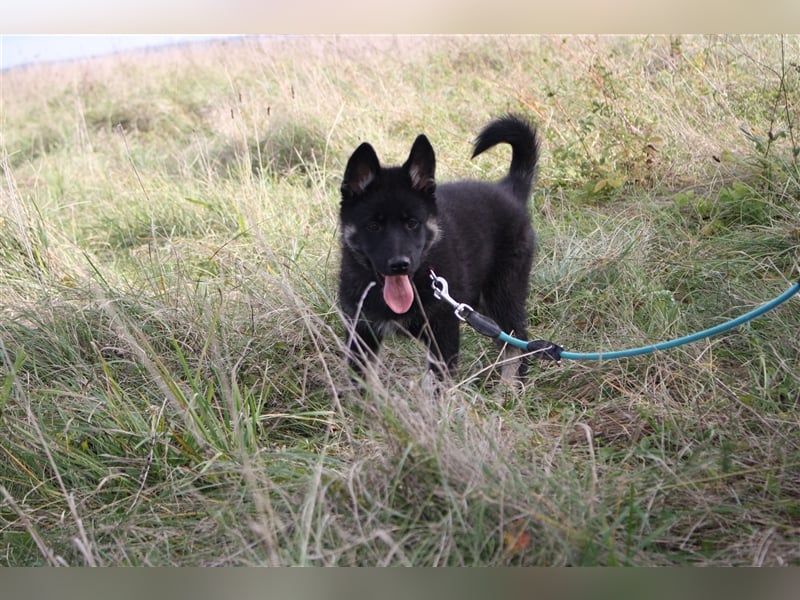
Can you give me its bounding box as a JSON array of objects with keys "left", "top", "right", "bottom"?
[{"left": 339, "top": 114, "right": 539, "bottom": 380}]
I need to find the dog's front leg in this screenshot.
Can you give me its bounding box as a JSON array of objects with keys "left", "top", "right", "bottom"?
[
  {"left": 423, "top": 318, "right": 460, "bottom": 380},
  {"left": 345, "top": 319, "right": 383, "bottom": 378}
]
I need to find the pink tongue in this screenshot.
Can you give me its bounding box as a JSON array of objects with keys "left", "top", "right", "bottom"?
[{"left": 383, "top": 275, "right": 414, "bottom": 314}]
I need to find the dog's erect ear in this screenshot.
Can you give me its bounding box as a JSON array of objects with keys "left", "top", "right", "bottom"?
[
  {"left": 342, "top": 142, "right": 380, "bottom": 198},
  {"left": 403, "top": 134, "right": 436, "bottom": 193}
]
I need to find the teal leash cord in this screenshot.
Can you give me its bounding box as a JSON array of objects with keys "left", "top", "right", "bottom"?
[
  {"left": 555, "top": 280, "right": 800, "bottom": 360},
  {"left": 430, "top": 269, "right": 800, "bottom": 363}
]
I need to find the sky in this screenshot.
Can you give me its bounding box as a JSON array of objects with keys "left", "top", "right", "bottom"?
[{"left": 0, "top": 35, "right": 234, "bottom": 71}]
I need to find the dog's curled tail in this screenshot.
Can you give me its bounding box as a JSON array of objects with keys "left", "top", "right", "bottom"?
[{"left": 471, "top": 113, "right": 539, "bottom": 204}]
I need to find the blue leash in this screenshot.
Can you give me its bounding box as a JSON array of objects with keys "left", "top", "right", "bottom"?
[{"left": 429, "top": 269, "right": 800, "bottom": 362}]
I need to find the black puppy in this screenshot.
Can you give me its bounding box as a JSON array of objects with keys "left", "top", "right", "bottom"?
[{"left": 339, "top": 114, "right": 539, "bottom": 381}]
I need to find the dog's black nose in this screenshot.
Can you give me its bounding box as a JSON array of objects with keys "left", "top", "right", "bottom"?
[{"left": 388, "top": 257, "right": 411, "bottom": 274}]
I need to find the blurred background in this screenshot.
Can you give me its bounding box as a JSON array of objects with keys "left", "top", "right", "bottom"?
[{"left": 1, "top": 35, "right": 237, "bottom": 71}]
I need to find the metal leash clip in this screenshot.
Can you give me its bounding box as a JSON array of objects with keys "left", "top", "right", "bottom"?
[{"left": 429, "top": 269, "right": 474, "bottom": 322}]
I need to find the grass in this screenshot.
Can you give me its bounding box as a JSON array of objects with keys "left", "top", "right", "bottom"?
[{"left": 1, "top": 34, "right": 799, "bottom": 566}]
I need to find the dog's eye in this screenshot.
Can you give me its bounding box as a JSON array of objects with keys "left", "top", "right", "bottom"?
[
  {"left": 366, "top": 221, "right": 382, "bottom": 232},
  {"left": 406, "top": 218, "right": 420, "bottom": 230}
]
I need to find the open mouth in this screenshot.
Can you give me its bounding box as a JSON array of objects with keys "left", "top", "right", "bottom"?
[{"left": 382, "top": 274, "right": 414, "bottom": 314}]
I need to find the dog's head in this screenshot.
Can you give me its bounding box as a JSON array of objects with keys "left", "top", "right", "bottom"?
[{"left": 340, "top": 135, "right": 441, "bottom": 314}]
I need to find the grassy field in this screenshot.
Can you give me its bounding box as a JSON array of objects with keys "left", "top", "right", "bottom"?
[{"left": 1, "top": 35, "right": 799, "bottom": 566}]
